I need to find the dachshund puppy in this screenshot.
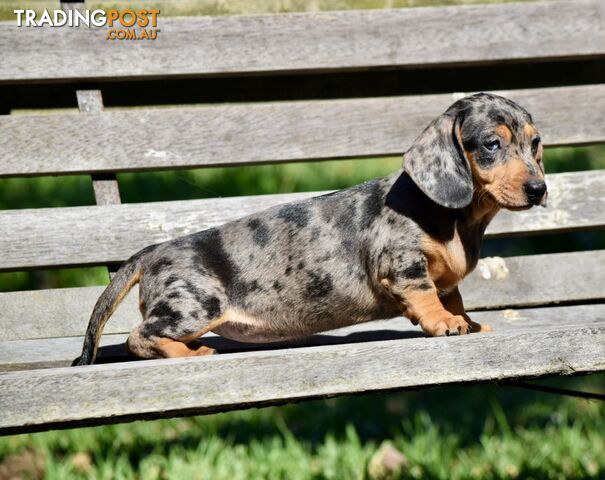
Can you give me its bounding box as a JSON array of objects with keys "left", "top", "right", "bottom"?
[{"left": 75, "top": 93, "right": 546, "bottom": 365}]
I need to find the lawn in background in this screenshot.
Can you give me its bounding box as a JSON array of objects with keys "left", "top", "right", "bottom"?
[{"left": 1, "top": 376, "right": 604, "bottom": 479}]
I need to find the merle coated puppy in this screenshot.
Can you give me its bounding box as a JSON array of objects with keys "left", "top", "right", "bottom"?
[{"left": 75, "top": 93, "right": 546, "bottom": 365}]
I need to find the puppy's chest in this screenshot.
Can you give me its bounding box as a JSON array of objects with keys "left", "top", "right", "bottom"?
[{"left": 422, "top": 227, "right": 480, "bottom": 291}]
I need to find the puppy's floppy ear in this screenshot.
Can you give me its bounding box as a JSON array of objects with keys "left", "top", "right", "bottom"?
[{"left": 404, "top": 112, "right": 473, "bottom": 209}]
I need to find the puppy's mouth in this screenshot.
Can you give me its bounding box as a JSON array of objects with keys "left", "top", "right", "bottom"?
[
  {"left": 484, "top": 189, "right": 534, "bottom": 211},
  {"left": 507, "top": 193, "right": 547, "bottom": 210},
  {"left": 503, "top": 203, "right": 533, "bottom": 211}
]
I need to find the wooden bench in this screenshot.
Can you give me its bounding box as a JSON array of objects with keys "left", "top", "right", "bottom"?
[{"left": 0, "top": 0, "right": 604, "bottom": 435}]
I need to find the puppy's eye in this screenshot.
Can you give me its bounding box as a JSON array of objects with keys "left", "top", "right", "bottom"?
[
  {"left": 484, "top": 140, "right": 501, "bottom": 152},
  {"left": 532, "top": 136, "right": 541, "bottom": 152}
]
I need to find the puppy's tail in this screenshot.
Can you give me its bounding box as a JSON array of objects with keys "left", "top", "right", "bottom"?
[{"left": 73, "top": 245, "right": 156, "bottom": 366}]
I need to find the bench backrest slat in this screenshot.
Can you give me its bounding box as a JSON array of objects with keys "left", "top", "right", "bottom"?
[
  {"left": 0, "top": 170, "right": 603, "bottom": 271},
  {"left": 1, "top": 84, "right": 603, "bottom": 177},
  {"left": 1, "top": 1, "right": 602, "bottom": 82}
]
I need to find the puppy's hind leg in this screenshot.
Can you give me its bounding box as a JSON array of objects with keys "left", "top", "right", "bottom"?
[
  {"left": 127, "top": 319, "right": 225, "bottom": 359},
  {"left": 128, "top": 289, "right": 228, "bottom": 360}
]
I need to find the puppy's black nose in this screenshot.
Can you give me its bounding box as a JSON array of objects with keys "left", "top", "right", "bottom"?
[{"left": 523, "top": 180, "right": 547, "bottom": 204}]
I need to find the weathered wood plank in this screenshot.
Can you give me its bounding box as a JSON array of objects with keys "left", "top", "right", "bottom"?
[
  {"left": 0, "top": 170, "right": 602, "bottom": 270},
  {"left": 1, "top": 85, "right": 604, "bottom": 177},
  {"left": 1, "top": 325, "right": 603, "bottom": 434},
  {"left": 75, "top": 89, "right": 120, "bottom": 278},
  {"left": 1, "top": 304, "right": 603, "bottom": 372},
  {"left": 1, "top": 250, "right": 603, "bottom": 342},
  {"left": 0, "top": 191, "right": 313, "bottom": 270},
  {"left": 75, "top": 90, "right": 122, "bottom": 206},
  {"left": 90, "top": 174, "right": 121, "bottom": 207},
  {"left": 75, "top": 90, "right": 103, "bottom": 114},
  {"left": 0, "top": 1, "right": 602, "bottom": 82},
  {"left": 461, "top": 250, "right": 605, "bottom": 309}
]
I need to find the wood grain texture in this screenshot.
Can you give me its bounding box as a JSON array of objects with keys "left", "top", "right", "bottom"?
[
  {"left": 1, "top": 250, "right": 603, "bottom": 342},
  {"left": 75, "top": 90, "right": 122, "bottom": 207},
  {"left": 1, "top": 324, "right": 603, "bottom": 434},
  {"left": 0, "top": 170, "right": 602, "bottom": 270},
  {"left": 91, "top": 175, "right": 121, "bottom": 207},
  {"left": 1, "top": 304, "right": 603, "bottom": 372},
  {"left": 1, "top": 85, "right": 604, "bottom": 177},
  {"left": 77, "top": 90, "right": 120, "bottom": 279},
  {"left": 1, "top": 1, "right": 603, "bottom": 82},
  {"left": 75, "top": 90, "right": 103, "bottom": 114}
]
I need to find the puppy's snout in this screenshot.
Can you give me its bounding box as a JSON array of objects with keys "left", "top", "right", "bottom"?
[{"left": 523, "top": 180, "right": 547, "bottom": 206}]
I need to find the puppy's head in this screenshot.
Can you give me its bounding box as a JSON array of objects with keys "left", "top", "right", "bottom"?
[{"left": 404, "top": 93, "right": 546, "bottom": 210}]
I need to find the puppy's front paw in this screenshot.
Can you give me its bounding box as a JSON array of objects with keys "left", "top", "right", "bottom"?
[
  {"left": 423, "top": 314, "right": 470, "bottom": 337},
  {"left": 468, "top": 320, "right": 493, "bottom": 333},
  {"left": 477, "top": 323, "right": 493, "bottom": 333}
]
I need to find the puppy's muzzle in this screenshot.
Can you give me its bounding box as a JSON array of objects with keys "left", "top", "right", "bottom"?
[{"left": 523, "top": 180, "right": 548, "bottom": 207}]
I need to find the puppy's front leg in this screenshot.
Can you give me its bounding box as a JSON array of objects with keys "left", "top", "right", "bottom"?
[
  {"left": 440, "top": 287, "right": 492, "bottom": 333},
  {"left": 402, "top": 287, "right": 471, "bottom": 336}
]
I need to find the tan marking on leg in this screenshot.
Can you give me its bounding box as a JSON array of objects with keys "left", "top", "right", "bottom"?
[
  {"left": 128, "top": 312, "right": 228, "bottom": 360},
  {"left": 440, "top": 288, "right": 492, "bottom": 333},
  {"left": 151, "top": 314, "right": 229, "bottom": 358},
  {"left": 404, "top": 289, "right": 470, "bottom": 337},
  {"left": 155, "top": 338, "right": 217, "bottom": 358},
  {"left": 193, "top": 346, "right": 217, "bottom": 356},
  {"left": 176, "top": 315, "right": 229, "bottom": 343}
]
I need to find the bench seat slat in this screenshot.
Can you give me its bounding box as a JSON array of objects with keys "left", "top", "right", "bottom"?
[
  {"left": 1, "top": 85, "right": 604, "bottom": 177},
  {"left": 1, "top": 320, "right": 603, "bottom": 435},
  {"left": 0, "top": 170, "right": 603, "bottom": 271},
  {"left": 1, "top": 249, "right": 603, "bottom": 342},
  {"left": 1, "top": 304, "right": 603, "bottom": 372},
  {"left": 0, "top": 1, "right": 602, "bottom": 82}
]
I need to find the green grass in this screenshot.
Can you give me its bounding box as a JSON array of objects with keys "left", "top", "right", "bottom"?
[{"left": 2, "top": 376, "right": 604, "bottom": 479}]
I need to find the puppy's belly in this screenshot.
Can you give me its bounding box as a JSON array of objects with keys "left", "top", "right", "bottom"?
[
  {"left": 211, "top": 308, "right": 367, "bottom": 343},
  {"left": 212, "top": 323, "right": 295, "bottom": 343}
]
